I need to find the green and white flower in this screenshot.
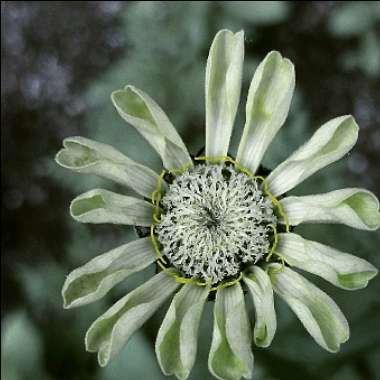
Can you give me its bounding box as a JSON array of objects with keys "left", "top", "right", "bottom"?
[{"left": 56, "top": 29, "right": 380, "bottom": 380}]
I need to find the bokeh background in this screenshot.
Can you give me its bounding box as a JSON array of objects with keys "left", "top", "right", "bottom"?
[{"left": 2, "top": 2, "right": 380, "bottom": 379}]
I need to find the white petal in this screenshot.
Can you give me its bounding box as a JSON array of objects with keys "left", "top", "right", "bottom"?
[
  {"left": 155, "top": 284, "right": 209, "bottom": 380},
  {"left": 277, "top": 233, "right": 377, "bottom": 290},
  {"left": 111, "top": 85, "right": 191, "bottom": 169},
  {"left": 208, "top": 284, "right": 254, "bottom": 380},
  {"left": 205, "top": 29, "right": 244, "bottom": 158},
  {"left": 243, "top": 267, "right": 277, "bottom": 347},
  {"left": 281, "top": 188, "right": 380, "bottom": 231},
  {"left": 85, "top": 271, "right": 179, "bottom": 366},
  {"left": 267, "top": 115, "right": 359, "bottom": 196},
  {"left": 70, "top": 189, "right": 153, "bottom": 226},
  {"left": 55, "top": 136, "right": 160, "bottom": 198},
  {"left": 237, "top": 51, "right": 295, "bottom": 174},
  {"left": 269, "top": 265, "right": 349, "bottom": 352},
  {"left": 62, "top": 238, "right": 157, "bottom": 308}
]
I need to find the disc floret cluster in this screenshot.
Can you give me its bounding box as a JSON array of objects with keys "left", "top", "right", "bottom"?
[{"left": 155, "top": 161, "right": 277, "bottom": 285}]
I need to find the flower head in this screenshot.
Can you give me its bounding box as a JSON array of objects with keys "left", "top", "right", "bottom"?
[{"left": 56, "top": 29, "right": 380, "bottom": 380}]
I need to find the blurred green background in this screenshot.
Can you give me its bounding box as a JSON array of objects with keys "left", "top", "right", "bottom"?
[{"left": 2, "top": 2, "right": 380, "bottom": 379}]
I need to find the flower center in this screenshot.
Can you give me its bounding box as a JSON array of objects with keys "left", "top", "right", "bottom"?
[{"left": 155, "top": 163, "right": 276, "bottom": 285}]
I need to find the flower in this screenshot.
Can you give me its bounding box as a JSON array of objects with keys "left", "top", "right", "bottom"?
[{"left": 56, "top": 29, "right": 380, "bottom": 380}]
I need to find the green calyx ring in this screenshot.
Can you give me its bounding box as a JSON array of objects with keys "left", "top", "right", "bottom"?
[{"left": 150, "top": 156, "right": 289, "bottom": 291}]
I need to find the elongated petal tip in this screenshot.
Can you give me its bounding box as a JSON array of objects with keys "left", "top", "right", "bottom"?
[
  {"left": 55, "top": 136, "right": 159, "bottom": 197},
  {"left": 111, "top": 85, "right": 191, "bottom": 169},
  {"left": 84, "top": 272, "right": 179, "bottom": 366},
  {"left": 205, "top": 28, "right": 245, "bottom": 158},
  {"left": 110, "top": 89, "right": 121, "bottom": 104},
  {"left": 270, "top": 265, "right": 350, "bottom": 353},
  {"left": 243, "top": 267, "right": 277, "bottom": 348},
  {"left": 55, "top": 149, "right": 67, "bottom": 168},
  {"left": 337, "top": 268, "right": 378, "bottom": 290},
  {"left": 111, "top": 88, "right": 151, "bottom": 123},
  {"left": 281, "top": 188, "right": 380, "bottom": 231},
  {"left": 237, "top": 49, "right": 295, "bottom": 174},
  {"left": 267, "top": 114, "right": 360, "bottom": 196},
  {"left": 62, "top": 281, "right": 77, "bottom": 310},
  {"left": 208, "top": 284, "right": 254, "bottom": 380},
  {"left": 111, "top": 87, "right": 127, "bottom": 99},
  {"left": 55, "top": 140, "right": 77, "bottom": 169},
  {"left": 277, "top": 233, "right": 378, "bottom": 291},
  {"left": 70, "top": 191, "right": 106, "bottom": 220},
  {"left": 98, "top": 352, "right": 110, "bottom": 367},
  {"left": 213, "top": 29, "right": 244, "bottom": 41},
  {"left": 55, "top": 136, "right": 97, "bottom": 170},
  {"left": 62, "top": 238, "right": 156, "bottom": 309},
  {"left": 155, "top": 284, "right": 208, "bottom": 380},
  {"left": 62, "top": 279, "right": 73, "bottom": 309},
  {"left": 69, "top": 189, "right": 153, "bottom": 226}
]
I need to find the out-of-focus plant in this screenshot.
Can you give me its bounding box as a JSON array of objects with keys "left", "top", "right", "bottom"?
[
  {"left": 328, "top": 2, "right": 380, "bottom": 77},
  {"left": 1, "top": 312, "right": 47, "bottom": 380}
]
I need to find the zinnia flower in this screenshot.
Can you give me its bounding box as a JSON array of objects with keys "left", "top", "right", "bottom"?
[{"left": 56, "top": 29, "right": 380, "bottom": 380}]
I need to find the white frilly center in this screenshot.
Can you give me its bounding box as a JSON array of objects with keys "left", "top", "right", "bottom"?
[{"left": 155, "top": 164, "right": 276, "bottom": 284}]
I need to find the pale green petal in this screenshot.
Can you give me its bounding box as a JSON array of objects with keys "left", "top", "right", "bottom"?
[
  {"left": 281, "top": 188, "right": 380, "bottom": 231},
  {"left": 155, "top": 284, "right": 209, "bottom": 380},
  {"left": 237, "top": 51, "right": 295, "bottom": 174},
  {"left": 55, "top": 136, "right": 160, "bottom": 198},
  {"left": 277, "top": 233, "right": 377, "bottom": 290},
  {"left": 205, "top": 29, "right": 244, "bottom": 158},
  {"left": 85, "top": 271, "right": 179, "bottom": 367},
  {"left": 70, "top": 189, "right": 153, "bottom": 226},
  {"left": 208, "top": 284, "right": 253, "bottom": 380},
  {"left": 243, "top": 267, "right": 277, "bottom": 347},
  {"left": 111, "top": 85, "right": 191, "bottom": 169},
  {"left": 269, "top": 265, "right": 349, "bottom": 352},
  {"left": 62, "top": 238, "right": 157, "bottom": 309},
  {"left": 267, "top": 115, "right": 359, "bottom": 196}
]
